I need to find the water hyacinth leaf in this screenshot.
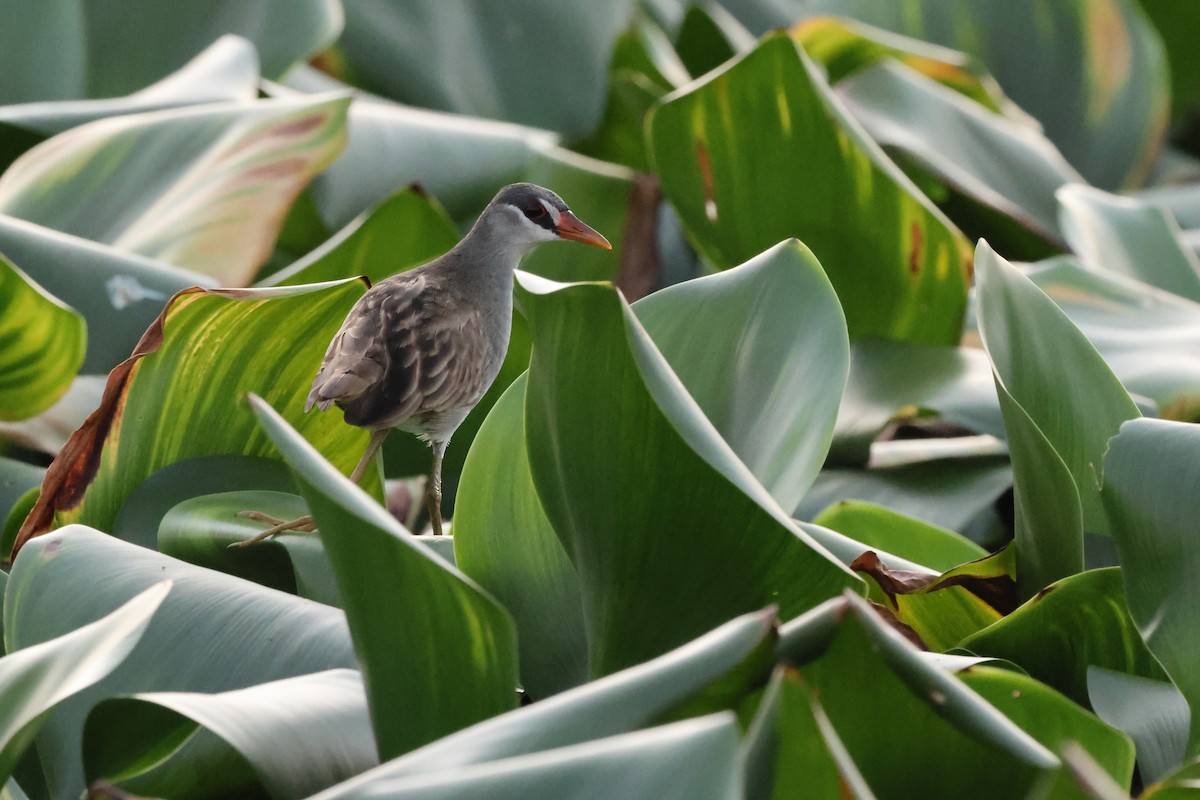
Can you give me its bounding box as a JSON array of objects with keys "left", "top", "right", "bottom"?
[
  {"left": 1088, "top": 667, "right": 1189, "bottom": 784},
  {"left": 836, "top": 60, "right": 1083, "bottom": 247},
  {"left": 0, "top": 215, "right": 210, "bottom": 374},
  {"left": 262, "top": 187, "right": 459, "bottom": 287},
  {"left": 1058, "top": 184, "right": 1200, "bottom": 302},
  {"left": 634, "top": 240, "right": 849, "bottom": 512},
  {"left": 960, "top": 667, "right": 1135, "bottom": 791},
  {"left": 5, "top": 527, "right": 356, "bottom": 797},
  {"left": 1102, "top": 418, "right": 1200, "bottom": 755},
  {"left": 250, "top": 396, "right": 520, "bottom": 758},
  {"left": 0, "top": 459, "right": 42, "bottom": 536},
  {"left": 84, "top": 669, "right": 376, "bottom": 800},
  {"left": 0, "top": 36, "right": 259, "bottom": 138},
  {"left": 454, "top": 375, "right": 588, "bottom": 699},
  {"left": 673, "top": 3, "right": 755, "bottom": 79},
  {"left": 313, "top": 714, "right": 741, "bottom": 800},
  {"left": 0, "top": 95, "right": 350, "bottom": 285},
  {"left": 960, "top": 568, "right": 1166, "bottom": 706},
  {"left": 975, "top": 240, "right": 1139, "bottom": 537},
  {"left": 649, "top": 33, "right": 971, "bottom": 345},
  {"left": 304, "top": 610, "right": 775, "bottom": 794},
  {"left": 516, "top": 271, "right": 860, "bottom": 675},
  {"left": 0, "top": 581, "right": 168, "bottom": 786},
  {"left": 335, "top": 0, "right": 633, "bottom": 137},
  {"left": 813, "top": 500, "right": 987, "bottom": 573},
  {"left": 1026, "top": 257, "right": 1200, "bottom": 420},
  {"left": 0, "top": 255, "right": 85, "bottom": 421},
  {"left": 12, "top": 279, "right": 379, "bottom": 559}
]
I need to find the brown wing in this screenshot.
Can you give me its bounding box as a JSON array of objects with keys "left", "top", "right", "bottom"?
[{"left": 305, "top": 272, "right": 489, "bottom": 431}]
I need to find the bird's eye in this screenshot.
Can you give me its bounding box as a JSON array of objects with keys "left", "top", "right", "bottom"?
[{"left": 523, "top": 205, "right": 546, "bottom": 221}]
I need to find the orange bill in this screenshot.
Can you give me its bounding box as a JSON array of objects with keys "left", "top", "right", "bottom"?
[{"left": 556, "top": 211, "right": 612, "bottom": 249}]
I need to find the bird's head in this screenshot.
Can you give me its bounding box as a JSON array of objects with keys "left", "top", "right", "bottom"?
[{"left": 484, "top": 183, "right": 612, "bottom": 253}]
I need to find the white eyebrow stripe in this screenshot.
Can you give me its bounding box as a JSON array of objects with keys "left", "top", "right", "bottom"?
[{"left": 538, "top": 198, "right": 561, "bottom": 225}]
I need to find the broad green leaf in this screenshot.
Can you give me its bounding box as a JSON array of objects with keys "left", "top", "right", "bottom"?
[
  {"left": 1088, "top": 667, "right": 1188, "bottom": 784},
  {"left": 779, "top": 593, "right": 1057, "bottom": 798},
  {"left": 649, "top": 33, "right": 971, "bottom": 345},
  {"left": 5, "top": 527, "right": 355, "bottom": 797},
  {"left": 313, "top": 714, "right": 741, "bottom": 800},
  {"left": 1026, "top": 257, "right": 1200, "bottom": 420},
  {"left": 0, "top": 581, "right": 167, "bottom": 786},
  {"left": 84, "top": 669, "right": 376, "bottom": 800},
  {"left": 0, "top": 459, "right": 41, "bottom": 539},
  {"left": 673, "top": 4, "right": 755, "bottom": 80},
  {"left": 0, "top": 255, "right": 84, "bottom": 421},
  {"left": 262, "top": 187, "right": 459, "bottom": 287},
  {"left": 335, "top": 0, "right": 633, "bottom": 137},
  {"left": 813, "top": 500, "right": 987, "bottom": 572},
  {"left": 1143, "top": 758, "right": 1200, "bottom": 799},
  {"left": 1058, "top": 184, "right": 1200, "bottom": 302},
  {"left": 0, "top": 215, "right": 208, "bottom": 374},
  {"left": 0, "top": 0, "right": 338, "bottom": 103},
  {"left": 1102, "top": 418, "right": 1200, "bottom": 755},
  {"left": 0, "top": 36, "right": 258, "bottom": 138},
  {"left": 251, "top": 395, "right": 520, "bottom": 759},
  {"left": 836, "top": 60, "right": 1083, "bottom": 247},
  {"left": 12, "top": 280, "right": 380, "bottom": 558},
  {"left": 516, "top": 271, "right": 860, "bottom": 675},
  {"left": 634, "top": 240, "right": 848, "bottom": 511},
  {"left": 455, "top": 375, "right": 588, "bottom": 699},
  {"left": 961, "top": 667, "right": 1135, "bottom": 792},
  {"left": 0, "top": 95, "right": 350, "bottom": 285},
  {"left": 975, "top": 240, "right": 1139, "bottom": 538},
  {"left": 304, "top": 610, "right": 775, "bottom": 793},
  {"left": 157, "top": 489, "right": 340, "bottom": 607},
  {"left": 961, "top": 568, "right": 1166, "bottom": 706}
]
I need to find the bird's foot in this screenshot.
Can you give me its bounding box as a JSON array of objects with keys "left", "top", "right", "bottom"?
[{"left": 231, "top": 512, "right": 316, "bottom": 548}]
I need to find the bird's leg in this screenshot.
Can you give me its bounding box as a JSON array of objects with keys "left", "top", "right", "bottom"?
[
  {"left": 233, "top": 429, "right": 390, "bottom": 548},
  {"left": 426, "top": 441, "right": 447, "bottom": 535}
]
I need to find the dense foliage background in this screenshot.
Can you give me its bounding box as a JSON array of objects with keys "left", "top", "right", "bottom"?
[{"left": 1, "top": 0, "right": 1200, "bottom": 797}]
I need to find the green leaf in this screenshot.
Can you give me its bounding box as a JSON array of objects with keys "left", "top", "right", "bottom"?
[
  {"left": 454, "top": 375, "right": 588, "bottom": 699},
  {"left": 673, "top": 4, "right": 755, "bottom": 79},
  {"left": 304, "top": 610, "right": 775, "bottom": 793},
  {"left": 0, "top": 255, "right": 84, "bottom": 421},
  {"left": 1102, "top": 418, "right": 1200, "bottom": 756},
  {"left": 975, "top": 241, "right": 1139, "bottom": 539},
  {"left": 0, "top": 581, "right": 168, "bottom": 786},
  {"left": 5, "top": 527, "right": 355, "bottom": 797},
  {"left": 0, "top": 95, "right": 350, "bottom": 285},
  {"left": 261, "top": 187, "right": 459, "bottom": 287},
  {"left": 0, "top": 459, "right": 41, "bottom": 540},
  {"left": 0, "top": 0, "right": 338, "bottom": 103},
  {"left": 1088, "top": 667, "right": 1188, "bottom": 784},
  {"left": 313, "top": 714, "right": 741, "bottom": 800},
  {"left": 1059, "top": 184, "right": 1200, "bottom": 302},
  {"left": 960, "top": 568, "right": 1166, "bottom": 706},
  {"left": 516, "top": 271, "right": 860, "bottom": 675},
  {"left": 649, "top": 33, "right": 971, "bottom": 344},
  {"left": 813, "top": 500, "right": 987, "bottom": 572},
  {"left": 1026, "top": 256, "right": 1200, "bottom": 420},
  {"left": 634, "top": 240, "right": 848, "bottom": 511},
  {"left": 84, "top": 669, "right": 376, "bottom": 800},
  {"left": 13, "top": 279, "right": 380, "bottom": 557},
  {"left": 250, "top": 395, "right": 520, "bottom": 759}
]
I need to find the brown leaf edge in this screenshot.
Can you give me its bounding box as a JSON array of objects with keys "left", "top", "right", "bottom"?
[
  {"left": 6, "top": 277, "right": 372, "bottom": 565},
  {"left": 850, "top": 549, "right": 1018, "bottom": 617}
]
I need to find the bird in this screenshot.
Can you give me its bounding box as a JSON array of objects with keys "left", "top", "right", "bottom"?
[{"left": 236, "top": 183, "right": 611, "bottom": 546}]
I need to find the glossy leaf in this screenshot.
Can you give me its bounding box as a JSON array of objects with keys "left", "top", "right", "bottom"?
[
  {"left": 649, "top": 33, "right": 971, "bottom": 344},
  {"left": 0, "top": 95, "right": 350, "bottom": 284},
  {"left": 13, "top": 279, "right": 380, "bottom": 557},
  {"left": 516, "top": 271, "right": 860, "bottom": 675},
  {"left": 1059, "top": 184, "right": 1200, "bottom": 302},
  {"left": 1102, "top": 418, "right": 1200, "bottom": 755},
  {"left": 813, "top": 500, "right": 987, "bottom": 572},
  {"left": 961, "top": 568, "right": 1166, "bottom": 706},
  {"left": 5, "top": 527, "right": 355, "bottom": 797},
  {"left": 0, "top": 254, "right": 85, "bottom": 421},
  {"left": 1088, "top": 667, "right": 1189, "bottom": 784},
  {"left": 673, "top": 3, "right": 755, "bottom": 79},
  {"left": 84, "top": 669, "right": 376, "bottom": 800},
  {"left": 634, "top": 239, "right": 848, "bottom": 511},
  {"left": 0, "top": 581, "right": 168, "bottom": 786},
  {"left": 251, "top": 395, "right": 520, "bottom": 758}
]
